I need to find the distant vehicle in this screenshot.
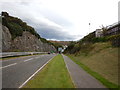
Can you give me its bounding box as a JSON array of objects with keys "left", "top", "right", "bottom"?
[{"left": 48, "top": 52, "right": 50, "bottom": 54}]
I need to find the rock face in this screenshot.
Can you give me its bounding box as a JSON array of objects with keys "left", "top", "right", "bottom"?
[
  {"left": 2, "top": 25, "right": 56, "bottom": 52},
  {"left": 2, "top": 25, "right": 12, "bottom": 51}
]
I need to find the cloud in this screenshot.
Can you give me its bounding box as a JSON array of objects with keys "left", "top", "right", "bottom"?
[
  {"left": 0, "top": 1, "right": 80, "bottom": 41},
  {"left": 36, "top": 27, "right": 78, "bottom": 41},
  {"left": 1, "top": 0, "right": 118, "bottom": 41},
  {"left": 24, "top": 17, "right": 79, "bottom": 41}
]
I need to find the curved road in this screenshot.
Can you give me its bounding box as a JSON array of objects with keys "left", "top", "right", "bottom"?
[{"left": 2, "top": 54, "right": 56, "bottom": 88}]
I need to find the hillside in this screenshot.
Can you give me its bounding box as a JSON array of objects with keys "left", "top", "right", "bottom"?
[
  {"left": 1, "top": 12, "right": 56, "bottom": 52},
  {"left": 64, "top": 27, "right": 120, "bottom": 87},
  {"left": 2, "top": 12, "right": 42, "bottom": 40},
  {"left": 68, "top": 42, "right": 119, "bottom": 86}
]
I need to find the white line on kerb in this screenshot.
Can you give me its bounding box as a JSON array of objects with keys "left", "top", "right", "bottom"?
[
  {"left": 0, "top": 63, "right": 17, "bottom": 69},
  {"left": 19, "top": 56, "right": 56, "bottom": 88},
  {"left": 24, "top": 58, "right": 33, "bottom": 62},
  {"left": 62, "top": 54, "right": 76, "bottom": 88}
]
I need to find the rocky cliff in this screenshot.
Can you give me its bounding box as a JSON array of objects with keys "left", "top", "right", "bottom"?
[
  {"left": 2, "top": 24, "right": 56, "bottom": 52},
  {"left": 1, "top": 12, "right": 56, "bottom": 52}
]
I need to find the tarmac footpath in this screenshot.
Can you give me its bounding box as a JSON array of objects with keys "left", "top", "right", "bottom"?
[{"left": 62, "top": 54, "right": 108, "bottom": 89}]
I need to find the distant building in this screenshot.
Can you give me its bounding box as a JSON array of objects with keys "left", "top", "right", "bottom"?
[
  {"left": 95, "top": 22, "right": 120, "bottom": 37},
  {"left": 104, "top": 22, "right": 120, "bottom": 36},
  {"left": 95, "top": 29, "right": 103, "bottom": 37},
  {"left": 58, "top": 47, "right": 62, "bottom": 54}
]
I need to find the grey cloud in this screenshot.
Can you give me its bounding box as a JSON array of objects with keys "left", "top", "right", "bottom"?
[
  {"left": 36, "top": 27, "right": 77, "bottom": 41},
  {"left": 38, "top": 9, "right": 74, "bottom": 27},
  {"left": 19, "top": 1, "right": 31, "bottom": 5},
  {"left": 24, "top": 18, "right": 78, "bottom": 41},
  {"left": 0, "top": 1, "right": 79, "bottom": 41}
]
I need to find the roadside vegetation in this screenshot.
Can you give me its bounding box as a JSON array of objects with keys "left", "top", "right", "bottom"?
[
  {"left": 1, "top": 12, "right": 60, "bottom": 49},
  {"left": 2, "top": 12, "right": 40, "bottom": 40},
  {"left": 64, "top": 29, "right": 120, "bottom": 89},
  {"left": 67, "top": 42, "right": 119, "bottom": 89},
  {"left": 23, "top": 54, "right": 75, "bottom": 88}
]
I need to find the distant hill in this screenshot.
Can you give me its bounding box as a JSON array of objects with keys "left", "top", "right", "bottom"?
[
  {"left": 49, "top": 40, "right": 70, "bottom": 46},
  {"left": 64, "top": 30, "right": 120, "bottom": 54}
]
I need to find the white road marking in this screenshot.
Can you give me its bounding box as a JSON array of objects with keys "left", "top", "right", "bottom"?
[
  {"left": 35, "top": 56, "right": 41, "bottom": 59},
  {"left": 19, "top": 56, "right": 56, "bottom": 88},
  {"left": 0, "top": 63, "right": 17, "bottom": 69},
  {"left": 24, "top": 58, "right": 33, "bottom": 62},
  {"left": 62, "top": 54, "right": 76, "bottom": 88}
]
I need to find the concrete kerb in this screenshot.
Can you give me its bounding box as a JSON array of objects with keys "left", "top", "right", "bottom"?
[{"left": 62, "top": 54, "right": 76, "bottom": 88}]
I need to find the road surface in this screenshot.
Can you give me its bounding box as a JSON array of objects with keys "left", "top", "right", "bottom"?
[
  {"left": 0, "top": 52, "right": 47, "bottom": 58},
  {"left": 2, "top": 54, "right": 56, "bottom": 88}
]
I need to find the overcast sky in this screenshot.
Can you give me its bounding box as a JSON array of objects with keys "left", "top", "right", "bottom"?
[{"left": 0, "top": 0, "right": 119, "bottom": 41}]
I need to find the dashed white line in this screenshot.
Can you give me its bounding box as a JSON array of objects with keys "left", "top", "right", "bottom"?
[
  {"left": 0, "top": 63, "right": 17, "bottom": 69},
  {"left": 35, "top": 57, "right": 40, "bottom": 59},
  {"left": 24, "top": 58, "right": 33, "bottom": 62}
]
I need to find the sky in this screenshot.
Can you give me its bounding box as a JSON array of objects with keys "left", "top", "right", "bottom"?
[{"left": 0, "top": 0, "right": 119, "bottom": 41}]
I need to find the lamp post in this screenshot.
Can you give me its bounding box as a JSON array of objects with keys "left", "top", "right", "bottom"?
[{"left": 89, "top": 23, "right": 90, "bottom": 34}]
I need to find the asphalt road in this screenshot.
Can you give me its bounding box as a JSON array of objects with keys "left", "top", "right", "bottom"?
[
  {"left": 0, "top": 52, "right": 47, "bottom": 58},
  {"left": 2, "top": 54, "right": 56, "bottom": 88}
]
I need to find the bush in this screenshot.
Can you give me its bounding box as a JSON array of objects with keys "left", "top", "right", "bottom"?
[
  {"left": 1, "top": 12, "right": 58, "bottom": 49},
  {"left": 64, "top": 42, "right": 75, "bottom": 54},
  {"left": 7, "top": 22, "right": 23, "bottom": 39},
  {"left": 92, "top": 37, "right": 107, "bottom": 43},
  {"left": 80, "top": 31, "right": 95, "bottom": 43},
  {"left": 106, "top": 34, "right": 120, "bottom": 47},
  {"left": 2, "top": 12, "right": 41, "bottom": 39}
]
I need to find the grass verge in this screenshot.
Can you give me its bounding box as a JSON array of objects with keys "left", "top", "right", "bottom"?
[
  {"left": 67, "top": 55, "right": 119, "bottom": 90},
  {"left": 23, "top": 54, "right": 75, "bottom": 88}
]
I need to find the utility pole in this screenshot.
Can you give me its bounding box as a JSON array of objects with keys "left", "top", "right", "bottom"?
[{"left": 89, "top": 23, "right": 91, "bottom": 34}]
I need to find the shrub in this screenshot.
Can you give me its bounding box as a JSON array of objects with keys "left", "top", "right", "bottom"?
[
  {"left": 2, "top": 12, "right": 41, "bottom": 39},
  {"left": 80, "top": 31, "right": 95, "bottom": 43},
  {"left": 92, "top": 37, "right": 107, "bottom": 43},
  {"left": 7, "top": 22, "right": 23, "bottom": 39},
  {"left": 106, "top": 34, "right": 120, "bottom": 47}
]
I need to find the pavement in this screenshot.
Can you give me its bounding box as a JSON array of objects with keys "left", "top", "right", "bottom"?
[
  {"left": 62, "top": 55, "right": 108, "bottom": 88},
  {"left": 2, "top": 54, "right": 56, "bottom": 88}
]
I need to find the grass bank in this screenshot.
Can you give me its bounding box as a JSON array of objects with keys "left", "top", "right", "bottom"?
[
  {"left": 23, "top": 54, "right": 75, "bottom": 88},
  {"left": 66, "top": 42, "right": 119, "bottom": 89}
]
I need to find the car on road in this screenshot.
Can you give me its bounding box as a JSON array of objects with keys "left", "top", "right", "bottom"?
[{"left": 48, "top": 52, "right": 50, "bottom": 54}]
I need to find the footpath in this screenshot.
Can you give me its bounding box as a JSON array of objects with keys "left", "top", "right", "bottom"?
[{"left": 62, "top": 55, "right": 108, "bottom": 88}]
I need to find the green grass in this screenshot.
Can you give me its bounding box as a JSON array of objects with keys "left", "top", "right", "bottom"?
[
  {"left": 72, "top": 42, "right": 119, "bottom": 85},
  {"left": 65, "top": 42, "right": 119, "bottom": 89},
  {"left": 67, "top": 55, "right": 119, "bottom": 89},
  {"left": 23, "top": 54, "right": 75, "bottom": 88}
]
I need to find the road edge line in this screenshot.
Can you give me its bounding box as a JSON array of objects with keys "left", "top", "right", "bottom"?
[
  {"left": 62, "top": 54, "right": 76, "bottom": 88},
  {"left": 19, "top": 55, "right": 56, "bottom": 88},
  {"left": 0, "top": 63, "right": 17, "bottom": 69}
]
